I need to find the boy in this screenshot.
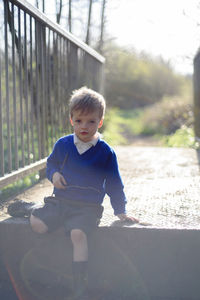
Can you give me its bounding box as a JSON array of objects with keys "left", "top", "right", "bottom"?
[{"left": 8, "top": 87, "right": 138, "bottom": 300}]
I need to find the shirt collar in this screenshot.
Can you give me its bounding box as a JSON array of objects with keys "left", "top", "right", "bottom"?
[{"left": 73, "top": 133, "right": 99, "bottom": 146}]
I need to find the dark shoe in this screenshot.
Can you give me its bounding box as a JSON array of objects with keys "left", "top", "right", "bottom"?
[
  {"left": 7, "top": 199, "right": 35, "bottom": 217},
  {"left": 73, "top": 261, "right": 89, "bottom": 300},
  {"left": 73, "top": 288, "right": 89, "bottom": 300}
]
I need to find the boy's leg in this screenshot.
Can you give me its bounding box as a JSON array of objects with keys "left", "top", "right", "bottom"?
[
  {"left": 30, "top": 198, "right": 62, "bottom": 233},
  {"left": 30, "top": 214, "right": 48, "bottom": 234},
  {"left": 63, "top": 203, "right": 103, "bottom": 300},
  {"left": 70, "top": 229, "right": 88, "bottom": 261},
  {"left": 70, "top": 229, "right": 89, "bottom": 300}
]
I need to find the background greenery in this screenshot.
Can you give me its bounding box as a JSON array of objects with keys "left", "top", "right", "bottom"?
[{"left": 101, "top": 43, "right": 195, "bottom": 149}]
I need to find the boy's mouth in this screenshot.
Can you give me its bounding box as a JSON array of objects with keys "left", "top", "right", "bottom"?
[{"left": 80, "top": 131, "right": 88, "bottom": 135}]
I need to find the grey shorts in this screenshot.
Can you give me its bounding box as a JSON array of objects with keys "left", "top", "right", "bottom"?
[{"left": 31, "top": 196, "right": 104, "bottom": 235}]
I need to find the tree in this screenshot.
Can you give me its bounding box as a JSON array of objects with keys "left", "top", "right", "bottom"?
[
  {"left": 68, "top": 0, "right": 72, "bottom": 32},
  {"left": 104, "top": 43, "right": 183, "bottom": 109},
  {"left": 56, "top": 0, "right": 63, "bottom": 24},
  {"left": 98, "top": 0, "right": 106, "bottom": 53},
  {"left": 35, "top": 0, "right": 45, "bottom": 12},
  {"left": 85, "top": 0, "right": 93, "bottom": 45}
]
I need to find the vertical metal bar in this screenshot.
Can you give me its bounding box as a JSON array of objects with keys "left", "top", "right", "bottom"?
[
  {"left": 92, "top": 56, "right": 98, "bottom": 91},
  {"left": 57, "top": 33, "right": 60, "bottom": 138},
  {"left": 24, "top": 11, "right": 30, "bottom": 164},
  {"left": 29, "top": 15, "right": 35, "bottom": 161},
  {"left": 58, "top": 35, "right": 62, "bottom": 135},
  {"left": 53, "top": 32, "right": 58, "bottom": 141},
  {"left": 43, "top": 26, "right": 48, "bottom": 157},
  {"left": 11, "top": 3, "right": 19, "bottom": 170},
  {"left": 65, "top": 39, "right": 71, "bottom": 134},
  {"left": 60, "top": 36, "right": 63, "bottom": 134},
  {"left": 35, "top": 20, "right": 41, "bottom": 159},
  {"left": 62, "top": 38, "right": 66, "bottom": 121},
  {"left": 4, "top": 0, "right": 12, "bottom": 173},
  {"left": 71, "top": 43, "right": 78, "bottom": 90},
  {"left": 57, "top": 36, "right": 60, "bottom": 139},
  {"left": 51, "top": 31, "right": 55, "bottom": 144},
  {"left": 18, "top": 8, "right": 25, "bottom": 167},
  {"left": 40, "top": 25, "right": 46, "bottom": 158},
  {"left": 46, "top": 27, "right": 52, "bottom": 151},
  {"left": 64, "top": 39, "right": 69, "bottom": 96},
  {"left": 52, "top": 31, "right": 57, "bottom": 143},
  {"left": 54, "top": 33, "right": 59, "bottom": 139},
  {"left": 44, "top": 27, "right": 48, "bottom": 156},
  {"left": 62, "top": 37, "right": 68, "bottom": 130},
  {"left": 67, "top": 41, "right": 72, "bottom": 90},
  {"left": 0, "top": 52, "right": 4, "bottom": 176},
  {"left": 99, "top": 61, "right": 105, "bottom": 94},
  {"left": 76, "top": 48, "right": 80, "bottom": 87}
]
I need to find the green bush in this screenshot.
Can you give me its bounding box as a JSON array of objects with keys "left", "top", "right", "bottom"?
[
  {"left": 102, "top": 108, "right": 128, "bottom": 145},
  {"left": 162, "top": 126, "right": 199, "bottom": 149},
  {"left": 102, "top": 108, "right": 153, "bottom": 145},
  {"left": 139, "top": 94, "right": 193, "bottom": 136}
]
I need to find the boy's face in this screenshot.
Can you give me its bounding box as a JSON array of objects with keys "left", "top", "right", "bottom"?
[{"left": 70, "top": 110, "right": 103, "bottom": 142}]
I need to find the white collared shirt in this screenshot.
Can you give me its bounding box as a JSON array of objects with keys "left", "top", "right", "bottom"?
[{"left": 73, "top": 133, "right": 99, "bottom": 154}]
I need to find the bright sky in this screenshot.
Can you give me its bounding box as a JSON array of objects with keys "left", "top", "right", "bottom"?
[{"left": 106, "top": 0, "right": 200, "bottom": 74}]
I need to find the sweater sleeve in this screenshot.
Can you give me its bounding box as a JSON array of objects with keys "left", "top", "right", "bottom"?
[
  {"left": 105, "top": 150, "right": 127, "bottom": 215},
  {"left": 46, "top": 139, "right": 63, "bottom": 182}
]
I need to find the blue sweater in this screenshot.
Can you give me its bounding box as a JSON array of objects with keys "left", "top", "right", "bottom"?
[{"left": 46, "top": 134, "right": 127, "bottom": 215}]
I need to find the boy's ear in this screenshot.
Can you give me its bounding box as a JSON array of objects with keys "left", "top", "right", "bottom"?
[
  {"left": 98, "top": 119, "right": 103, "bottom": 128},
  {"left": 70, "top": 118, "right": 74, "bottom": 126}
]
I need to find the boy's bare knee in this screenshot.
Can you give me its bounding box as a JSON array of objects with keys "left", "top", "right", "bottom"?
[
  {"left": 70, "top": 229, "right": 87, "bottom": 245},
  {"left": 30, "top": 215, "right": 48, "bottom": 234}
]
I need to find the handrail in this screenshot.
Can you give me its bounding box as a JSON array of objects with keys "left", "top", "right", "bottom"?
[{"left": 11, "top": 0, "right": 105, "bottom": 64}]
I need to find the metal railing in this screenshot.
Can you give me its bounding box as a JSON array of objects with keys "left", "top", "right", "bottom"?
[{"left": 0, "top": 0, "right": 105, "bottom": 188}]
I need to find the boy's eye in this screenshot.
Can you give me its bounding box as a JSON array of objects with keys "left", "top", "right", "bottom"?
[
  {"left": 75, "top": 120, "right": 81, "bottom": 123},
  {"left": 90, "top": 120, "right": 95, "bottom": 123}
]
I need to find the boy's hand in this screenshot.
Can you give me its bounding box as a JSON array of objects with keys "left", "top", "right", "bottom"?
[
  {"left": 52, "top": 172, "right": 67, "bottom": 189},
  {"left": 117, "top": 213, "right": 139, "bottom": 224}
]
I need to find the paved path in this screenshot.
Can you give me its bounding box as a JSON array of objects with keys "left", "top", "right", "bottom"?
[{"left": 1, "top": 146, "right": 200, "bottom": 229}]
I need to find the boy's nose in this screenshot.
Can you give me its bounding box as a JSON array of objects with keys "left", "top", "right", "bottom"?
[{"left": 81, "top": 123, "right": 88, "bottom": 129}]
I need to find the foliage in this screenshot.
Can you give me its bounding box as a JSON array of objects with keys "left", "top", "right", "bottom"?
[
  {"left": 102, "top": 108, "right": 128, "bottom": 145},
  {"left": 162, "top": 126, "right": 199, "bottom": 149},
  {"left": 102, "top": 80, "right": 194, "bottom": 149},
  {"left": 0, "top": 173, "right": 40, "bottom": 202},
  {"left": 136, "top": 82, "right": 193, "bottom": 136},
  {"left": 104, "top": 43, "right": 186, "bottom": 109},
  {"left": 102, "top": 108, "right": 148, "bottom": 145}
]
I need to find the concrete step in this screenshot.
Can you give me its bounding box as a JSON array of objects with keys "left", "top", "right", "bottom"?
[{"left": 0, "top": 217, "right": 200, "bottom": 300}]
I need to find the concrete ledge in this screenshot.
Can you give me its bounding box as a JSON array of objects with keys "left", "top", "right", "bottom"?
[{"left": 1, "top": 218, "right": 200, "bottom": 300}]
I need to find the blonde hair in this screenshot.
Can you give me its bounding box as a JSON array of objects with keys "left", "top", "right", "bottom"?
[{"left": 69, "top": 87, "right": 106, "bottom": 119}]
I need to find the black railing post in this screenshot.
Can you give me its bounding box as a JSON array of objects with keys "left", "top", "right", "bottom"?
[{"left": 193, "top": 50, "right": 200, "bottom": 139}]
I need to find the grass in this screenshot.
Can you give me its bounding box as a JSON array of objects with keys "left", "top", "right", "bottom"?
[
  {"left": 162, "top": 126, "right": 199, "bottom": 149},
  {"left": 102, "top": 108, "right": 145, "bottom": 145},
  {"left": 102, "top": 106, "right": 198, "bottom": 149},
  {"left": 0, "top": 173, "right": 40, "bottom": 202}
]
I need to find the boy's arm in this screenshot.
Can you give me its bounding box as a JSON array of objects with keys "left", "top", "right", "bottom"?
[
  {"left": 52, "top": 172, "right": 67, "bottom": 189},
  {"left": 105, "top": 150, "right": 139, "bottom": 223},
  {"left": 46, "top": 139, "right": 67, "bottom": 189},
  {"left": 105, "top": 151, "right": 127, "bottom": 214}
]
